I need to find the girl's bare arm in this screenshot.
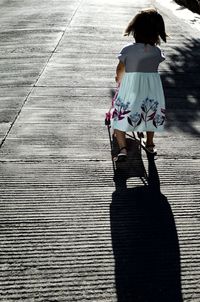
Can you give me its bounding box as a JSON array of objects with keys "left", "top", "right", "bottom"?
[{"left": 115, "top": 61, "right": 125, "bottom": 83}]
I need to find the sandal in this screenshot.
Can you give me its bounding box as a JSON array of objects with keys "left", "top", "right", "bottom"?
[
  {"left": 145, "top": 144, "right": 157, "bottom": 154},
  {"left": 114, "top": 147, "right": 128, "bottom": 162}
]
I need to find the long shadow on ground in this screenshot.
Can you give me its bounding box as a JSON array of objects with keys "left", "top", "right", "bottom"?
[{"left": 110, "top": 156, "right": 183, "bottom": 302}]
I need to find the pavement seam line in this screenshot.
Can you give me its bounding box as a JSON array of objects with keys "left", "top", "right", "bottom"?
[
  {"left": 0, "top": 0, "right": 83, "bottom": 149},
  {"left": 33, "top": 0, "right": 84, "bottom": 87}
]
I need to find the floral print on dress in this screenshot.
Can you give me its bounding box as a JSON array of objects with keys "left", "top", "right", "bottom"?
[
  {"left": 127, "top": 113, "right": 141, "bottom": 128},
  {"left": 153, "top": 109, "right": 166, "bottom": 127},
  {"left": 125, "top": 97, "right": 166, "bottom": 129},
  {"left": 112, "top": 97, "right": 131, "bottom": 121}
]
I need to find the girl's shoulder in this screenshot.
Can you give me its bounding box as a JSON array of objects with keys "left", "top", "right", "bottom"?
[
  {"left": 119, "top": 42, "right": 137, "bottom": 53},
  {"left": 120, "top": 43, "right": 161, "bottom": 52},
  {"left": 154, "top": 45, "right": 162, "bottom": 51},
  {"left": 153, "top": 45, "right": 164, "bottom": 53},
  {"left": 154, "top": 45, "right": 165, "bottom": 61}
]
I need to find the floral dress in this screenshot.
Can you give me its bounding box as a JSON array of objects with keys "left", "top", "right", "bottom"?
[{"left": 111, "top": 43, "right": 166, "bottom": 132}]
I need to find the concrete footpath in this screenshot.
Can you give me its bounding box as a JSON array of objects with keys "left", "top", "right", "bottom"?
[{"left": 0, "top": 0, "right": 200, "bottom": 301}]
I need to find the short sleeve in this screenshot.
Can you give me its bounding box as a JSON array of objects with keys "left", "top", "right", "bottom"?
[
  {"left": 117, "top": 46, "right": 127, "bottom": 64},
  {"left": 158, "top": 47, "right": 165, "bottom": 62}
]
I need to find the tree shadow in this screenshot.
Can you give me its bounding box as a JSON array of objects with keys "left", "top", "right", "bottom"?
[
  {"left": 110, "top": 155, "right": 183, "bottom": 301},
  {"left": 174, "top": 0, "right": 200, "bottom": 14},
  {"left": 161, "top": 37, "right": 200, "bottom": 136}
]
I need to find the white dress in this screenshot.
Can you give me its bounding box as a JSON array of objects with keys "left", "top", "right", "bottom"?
[{"left": 111, "top": 43, "right": 166, "bottom": 132}]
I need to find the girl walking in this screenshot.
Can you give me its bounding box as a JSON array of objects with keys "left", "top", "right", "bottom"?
[{"left": 111, "top": 8, "right": 167, "bottom": 162}]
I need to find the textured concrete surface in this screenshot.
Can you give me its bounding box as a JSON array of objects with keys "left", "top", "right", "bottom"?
[{"left": 0, "top": 0, "right": 200, "bottom": 301}]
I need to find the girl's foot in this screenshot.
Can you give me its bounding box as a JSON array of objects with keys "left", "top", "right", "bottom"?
[{"left": 114, "top": 147, "right": 127, "bottom": 162}]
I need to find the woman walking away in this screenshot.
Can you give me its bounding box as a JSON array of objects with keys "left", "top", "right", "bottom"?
[{"left": 112, "top": 8, "right": 167, "bottom": 162}]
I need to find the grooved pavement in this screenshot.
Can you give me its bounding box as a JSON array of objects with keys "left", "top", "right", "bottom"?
[{"left": 0, "top": 0, "right": 200, "bottom": 301}]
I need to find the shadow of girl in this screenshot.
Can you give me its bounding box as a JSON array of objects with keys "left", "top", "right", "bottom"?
[{"left": 110, "top": 157, "right": 183, "bottom": 302}]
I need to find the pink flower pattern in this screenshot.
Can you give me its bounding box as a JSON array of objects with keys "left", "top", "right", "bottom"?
[
  {"left": 113, "top": 97, "right": 165, "bottom": 129},
  {"left": 112, "top": 97, "right": 131, "bottom": 121}
]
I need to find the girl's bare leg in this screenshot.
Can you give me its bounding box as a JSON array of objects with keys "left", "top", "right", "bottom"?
[
  {"left": 146, "top": 131, "right": 154, "bottom": 146},
  {"left": 146, "top": 131, "right": 157, "bottom": 153},
  {"left": 114, "top": 129, "right": 127, "bottom": 154}
]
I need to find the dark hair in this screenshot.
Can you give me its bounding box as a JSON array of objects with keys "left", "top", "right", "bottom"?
[{"left": 124, "top": 8, "right": 167, "bottom": 45}]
